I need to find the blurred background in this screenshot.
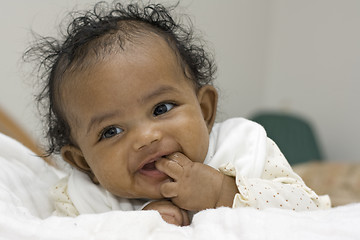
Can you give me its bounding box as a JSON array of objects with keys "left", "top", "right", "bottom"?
[{"left": 0, "top": 0, "right": 359, "bottom": 163}]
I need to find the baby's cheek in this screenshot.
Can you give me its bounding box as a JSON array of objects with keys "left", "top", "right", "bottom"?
[
  {"left": 188, "top": 136, "right": 209, "bottom": 163},
  {"left": 92, "top": 166, "right": 123, "bottom": 194},
  {"left": 196, "top": 131, "right": 210, "bottom": 163}
]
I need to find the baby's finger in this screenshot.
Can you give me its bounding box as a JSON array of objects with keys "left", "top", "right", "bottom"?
[
  {"left": 160, "top": 213, "right": 181, "bottom": 226},
  {"left": 160, "top": 181, "right": 178, "bottom": 198},
  {"left": 166, "top": 152, "right": 192, "bottom": 167},
  {"left": 156, "top": 158, "right": 183, "bottom": 179},
  {"left": 181, "top": 210, "right": 190, "bottom": 226}
]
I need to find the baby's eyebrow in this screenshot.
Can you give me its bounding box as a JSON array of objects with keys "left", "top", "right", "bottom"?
[
  {"left": 138, "top": 85, "right": 178, "bottom": 104},
  {"left": 86, "top": 110, "right": 121, "bottom": 135}
]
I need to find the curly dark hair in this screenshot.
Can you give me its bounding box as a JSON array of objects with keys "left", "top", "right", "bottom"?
[{"left": 24, "top": 1, "right": 217, "bottom": 156}]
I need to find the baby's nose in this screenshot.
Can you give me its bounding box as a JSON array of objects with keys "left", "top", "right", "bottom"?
[{"left": 132, "top": 124, "right": 162, "bottom": 151}]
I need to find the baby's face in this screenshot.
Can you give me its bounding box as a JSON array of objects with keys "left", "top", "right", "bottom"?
[{"left": 60, "top": 37, "right": 217, "bottom": 199}]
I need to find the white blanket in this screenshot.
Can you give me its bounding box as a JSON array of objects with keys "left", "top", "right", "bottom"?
[{"left": 0, "top": 132, "right": 359, "bottom": 240}]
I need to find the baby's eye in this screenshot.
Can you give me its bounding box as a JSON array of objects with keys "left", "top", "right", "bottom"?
[
  {"left": 153, "top": 103, "right": 175, "bottom": 116},
  {"left": 100, "top": 126, "right": 123, "bottom": 140}
]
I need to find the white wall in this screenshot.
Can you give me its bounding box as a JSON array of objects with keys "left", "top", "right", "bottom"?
[
  {"left": 181, "top": 1, "right": 271, "bottom": 120},
  {"left": 0, "top": 0, "right": 99, "bottom": 145},
  {"left": 262, "top": 0, "right": 360, "bottom": 162},
  {"left": 1, "top": 0, "right": 359, "bottom": 162}
]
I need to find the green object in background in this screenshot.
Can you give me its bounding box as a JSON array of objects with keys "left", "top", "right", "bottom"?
[{"left": 251, "top": 112, "right": 323, "bottom": 166}]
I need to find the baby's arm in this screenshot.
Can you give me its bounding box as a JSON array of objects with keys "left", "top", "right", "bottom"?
[
  {"left": 155, "top": 138, "right": 331, "bottom": 212},
  {"left": 227, "top": 138, "right": 331, "bottom": 210},
  {"left": 155, "top": 153, "right": 238, "bottom": 211},
  {"left": 142, "top": 200, "right": 190, "bottom": 226}
]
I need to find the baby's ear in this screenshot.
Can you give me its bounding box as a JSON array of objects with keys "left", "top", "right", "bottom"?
[
  {"left": 197, "top": 85, "right": 218, "bottom": 132},
  {"left": 61, "top": 145, "right": 99, "bottom": 183}
]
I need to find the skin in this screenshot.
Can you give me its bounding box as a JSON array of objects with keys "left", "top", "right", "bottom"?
[
  {"left": 143, "top": 200, "right": 190, "bottom": 226},
  {"left": 60, "top": 36, "right": 238, "bottom": 226}
]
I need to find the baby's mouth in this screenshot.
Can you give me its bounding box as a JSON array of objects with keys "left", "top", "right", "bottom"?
[
  {"left": 142, "top": 161, "right": 157, "bottom": 171},
  {"left": 139, "top": 156, "right": 168, "bottom": 179},
  {"left": 141, "top": 155, "right": 167, "bottom": 171}
]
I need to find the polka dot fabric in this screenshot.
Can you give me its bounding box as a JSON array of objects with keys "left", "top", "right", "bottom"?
[
  {"left": 221, "top": 138, "right": 331, "bottom": 211},
  {"left": 50, "top": 177, "right": 79, "bottom": 217}
]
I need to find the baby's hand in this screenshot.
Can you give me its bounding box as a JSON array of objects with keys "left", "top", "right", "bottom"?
[
  {"left": 142, "top": 200, "right": 190, "bottom": 226},
  {"left": 156, "top": 152, "right": 238, "bottom": 211}
]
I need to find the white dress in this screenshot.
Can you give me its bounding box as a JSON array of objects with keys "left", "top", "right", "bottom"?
[{"left": 50, "top": 118, "right": 330, "bottom": 216}]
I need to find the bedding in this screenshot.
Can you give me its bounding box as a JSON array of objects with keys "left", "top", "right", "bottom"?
[{"left": 0, "top": 132, "right": 359, "bottom": 240}]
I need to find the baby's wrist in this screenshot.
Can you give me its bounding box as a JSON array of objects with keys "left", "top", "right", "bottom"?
[{"left": 215, "top": 174, "right": 238, "bottom": 208}]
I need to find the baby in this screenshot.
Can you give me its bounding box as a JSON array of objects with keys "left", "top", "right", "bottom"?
[{"left": 26, "top": 1, "right": 330, "bottom": 226}]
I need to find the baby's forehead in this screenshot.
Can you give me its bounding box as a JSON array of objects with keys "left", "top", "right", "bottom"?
[
  {"left": 70, "top": 32, "right": 179, "bottom": 75},
  {"left": 58, "top": 28, "right": 192, "bottom": 103},
  {"left": 61, "top": 34, "right": 185, "bottom": 88}
]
